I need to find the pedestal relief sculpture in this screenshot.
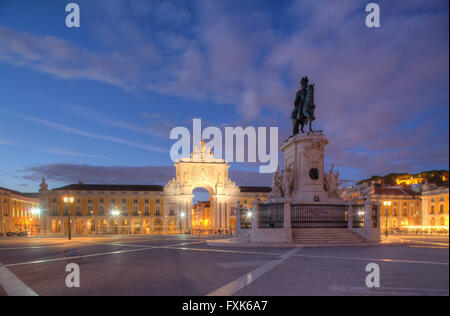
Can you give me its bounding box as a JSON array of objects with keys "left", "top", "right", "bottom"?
[
  {"left": 267, "top": 164, "right": 294, "bottom": 201},
  {"left": 323, "top": 164, "right": 341, "bottom": 199}
]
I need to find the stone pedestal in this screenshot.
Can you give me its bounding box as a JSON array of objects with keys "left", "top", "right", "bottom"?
[
  {"left": 281, "top": 132, "right": 341, "bottom": 204},
  {"left": 364, "top": 200, "right": 381, "bottom": 242}
]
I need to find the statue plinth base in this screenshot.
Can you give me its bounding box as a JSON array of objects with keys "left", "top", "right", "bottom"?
[{"left": 281, "top": 132, "right": 343, "bottom": 204}]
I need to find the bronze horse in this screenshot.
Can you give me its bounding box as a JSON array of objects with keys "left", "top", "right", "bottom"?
[{"left": 292, "top": 78, "right": 316, "bottom": 135}]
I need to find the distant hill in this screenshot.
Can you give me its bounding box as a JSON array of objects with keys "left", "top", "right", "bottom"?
[{"left": 357, "top": 170, "right": 449, "bottom": 187}]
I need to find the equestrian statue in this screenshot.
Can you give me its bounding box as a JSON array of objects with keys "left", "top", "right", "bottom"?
[{"left": 291, "top": 76, "right": 316, "bottom": 135}]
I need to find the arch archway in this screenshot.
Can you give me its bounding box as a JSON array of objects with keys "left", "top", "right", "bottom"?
[
  {"left": 164, "top": 140, "right": 240, "bottom": 234},
  {"left": 192, "top": 187, "right": 212, "bottom": 234}
]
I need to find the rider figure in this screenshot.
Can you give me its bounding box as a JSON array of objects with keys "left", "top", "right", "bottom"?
[{"left": 291, "top": 76, "right": 309, "bottom": 135}]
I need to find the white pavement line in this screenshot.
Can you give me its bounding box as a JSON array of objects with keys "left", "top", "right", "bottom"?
[
  {"left": 0, "top": 262, "right": 38, "bottom": 296},
  {"left": 292, "top": 254, "right": 449, "bottom": 266},
  {"left": 77, "top": 239, "right": 206, "bottom": 248},
  {"left": 3, "top": 247, "right": 158, "bottom": 268},
  {"left": 2, "top": 240, "right": 208, "bottom": 268},
  {"left": 163, "top": 246, "right": 281, "bottom": 256},
  {"left": 76, "top": 240, "right": 156, "bottom": 248},
  {"left": 400, "top": 239, "right": 449, "bottom": 247},
  {"left": 409, "top": 245, "right": 449, "bottom": 249},
  {"left": 0, "top": 244, "right": 72, "bottom": 251},
  {"left": 163, "top": 241, "right": 207, "bottom": 247},
  {"left": 206, "top": 248, "right": 300, "bottom": 296},
  {"left": 329, "top": 285, "right": 449, "bottom": 296}
]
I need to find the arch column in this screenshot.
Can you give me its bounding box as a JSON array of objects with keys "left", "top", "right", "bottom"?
[
  {"left": 220, "top": 200, "right": 225, "bottom": 230},
  {"left": 215, "top": 197, "right": 230, "bottom": 231},
  {"left": 186, "top": 196, "right": 193, "bottom": 232}
]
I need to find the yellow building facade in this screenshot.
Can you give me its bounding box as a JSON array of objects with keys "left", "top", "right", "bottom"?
[
  {"left": 344, "top": 184, "right": 450, "bottom": 233},
  {"left": 343, "top": 186, "right": 422, "bottom": 232},
  {"left": 421, "top": 187, "right": 449, "bottom": 232},
  {"left": 373, "top": 187, "right": 422, "bottom": 233},
  {"left": 192, "top": 201, "right": 211, "bottom": 232},
  {"left": 0, "top": 187, "right": 40, "bottom": 236}
]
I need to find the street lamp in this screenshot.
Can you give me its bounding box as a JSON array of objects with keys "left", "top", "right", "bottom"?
[
  {"left": 110, "top": 209, "right": 120, "bottom": 234},
  {"left": 90, "top": 210, "right": 94, "bottom": 235},
  {"left": 383, "top": 201, "right": 391, "bottom": 237},
  {"left": 63, "top": 197, "right": 74, "bottom": 240},
  {"left": 179, "top": 211, "right": 186, "bottom": 234},
  {"left": 31, "top": 208, "right": 41, "bottom": 236}
]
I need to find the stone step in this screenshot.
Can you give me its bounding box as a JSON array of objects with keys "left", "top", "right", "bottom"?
[
  {"left": 292, "top": 235, "right": 364, "bottom": 238},
  {"left": 294, "top": 235, "right": 365, "bottom": 238},
  {"left": 292, "top": 228, "right": 367, "bottom": 244},
  {"left": 295, "top": 240, "right": 365, "bottom": 242},
  {"left": 294, "top": 238, "right": 365, "bottom": 241},
  {"left": 293, "top": 232, "right": 364, "bottom": 236}
]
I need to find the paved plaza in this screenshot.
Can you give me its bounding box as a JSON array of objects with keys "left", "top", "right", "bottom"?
[{"left": 0, "top": 235, "right": 448, "bottom": 296}]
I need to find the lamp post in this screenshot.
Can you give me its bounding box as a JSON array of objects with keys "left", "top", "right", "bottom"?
[
  {"left": 31, "top": 207, "right": 41, "bottom": 236},
  {"left": 138, "top": 211, "right": 142, "bottom": 235},
  {"left": 90, "top": 210, "right": 94, "bottom": 235},
  {"left": 63, "top": 197, "right": 74, "bottom": 240},
  {"left": 179, "top": 211, "right": 186, "bottom": 234},
  {"left": 111, "top": 209, "right": 120, "bottom": 235},
  {"left": 383, "top": 201, "right": 391, "bottom": 237}
]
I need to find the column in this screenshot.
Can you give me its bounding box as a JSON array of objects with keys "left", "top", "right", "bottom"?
[
  {"left": 186, "top": 197, "right": 192, "bottom": 233},
  {"left": 235, "top": 201, "right": 242, "bottom": 236},
  {"left": 210, "top": 197, "right": 215, "bottom": 233},
  {"left": 220, "top": 201, "right": 226, "bottom": 230},
  {"left": 213, "top": 197, "right": 219, "bottom": 233},
  {"left": 251, "top": 201, "right": 259, "bottom": 230},
  {"left": 177, "top": 199, "right": 183, "bottom": 233},
  {"left": 224, "top": 202, "right": 228, "bottom": 231}
]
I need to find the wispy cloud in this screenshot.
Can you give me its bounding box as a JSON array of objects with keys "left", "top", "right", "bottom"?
[
  {"left": 0, "top": 138, "right": 17, "bottom": 146},
  {"left": 42, "top": 148, "right": 109, "bottom": 160},
  {"left": 0, "top": 26, "right": 137, "bottom": 90},
  {"left": 21, "top": 114, "right": 168, "bottom": 154},
  {"left": 66, "top": 104, "right": 166, "bottom": 138},
  {"left": 22, "top": 163, "right": 174, "bottom": 185}
]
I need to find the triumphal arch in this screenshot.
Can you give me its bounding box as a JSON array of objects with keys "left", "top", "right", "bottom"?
[{"left": 164, "top": 140, "right": 243, "bottom": 231}]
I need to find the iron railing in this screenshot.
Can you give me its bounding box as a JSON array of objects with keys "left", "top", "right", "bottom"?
[
  {"left": 292, "top": 204, "right": 348, "bottom": 228},
  {"left": 258, "top": 203, "right": 284, "bottom": 228}
]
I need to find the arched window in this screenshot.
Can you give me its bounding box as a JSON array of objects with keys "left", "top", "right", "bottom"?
[
  {"left": 431, "top": 205, "right": 435, "bottom": 214},
  {"left": 431, "top": 218, "right": 436, "bottom": 226},
  {"left": 439, "top": 205, "right": 444, "bottom": 213},
  {"left": 440, "top": 217, "right": 445, "bottom": 226}
]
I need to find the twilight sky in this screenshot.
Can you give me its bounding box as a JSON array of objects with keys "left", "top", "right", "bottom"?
[{"left": 0, "top": 0, "right": 448, "bottom": 193}]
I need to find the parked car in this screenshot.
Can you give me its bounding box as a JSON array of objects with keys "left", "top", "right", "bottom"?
[
  {"left": 16, "top": 231, "right": 27, "bottom": 237},
  {"left": 6, "top": 232, "right": 17, "bottom": 236}
]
